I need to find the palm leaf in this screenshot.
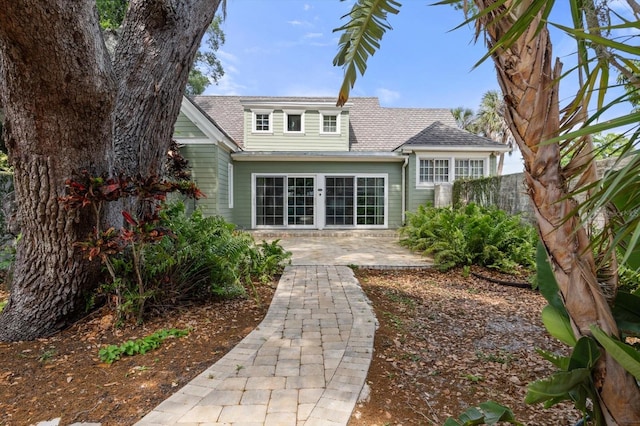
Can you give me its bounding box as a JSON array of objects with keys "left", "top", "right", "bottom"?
[{"left": 333, "top": 0, "right": 401, "bottom": 106}]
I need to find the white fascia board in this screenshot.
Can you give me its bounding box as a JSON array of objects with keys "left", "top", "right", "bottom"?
[
  {"left": 401, "top": 145, "right": 511, "bottom": 154},
  {"left": 231, "top": 152, "right": 406, "bottom": 162},
  {"left": 175, "top": 138, "right": 215, "bottom": 145},
  {"left": 180, "top": 97, "right": 239, "bottom": 152},
  {"left": 240, "top": 100, "right": 351, "bottom": 111}
]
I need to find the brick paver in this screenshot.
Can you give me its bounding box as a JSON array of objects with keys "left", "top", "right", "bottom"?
[{"left": 136, "top": 265, "right": 376, "bottom": 425}]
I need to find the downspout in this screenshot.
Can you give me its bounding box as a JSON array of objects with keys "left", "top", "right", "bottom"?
[{"left": 401, "top": 155, "right": 409, "bottom": 224}]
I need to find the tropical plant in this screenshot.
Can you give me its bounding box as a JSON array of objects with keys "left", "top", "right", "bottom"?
[
  {"left": 474, "top": 90, "right": 513, "bottom": 175},
  {"left": 333, "top": 0, "right": 640, "bottom": 423},
  {"left": 592, "top": 132, "right": 631, "bottom": 159},
  {"left": 400, "top": 203, "right": 536, "bottom": 272},
  {"left": 93, "top": 201, "right": 290, "bottom": 322},
  {"left": 445, "top": 400, "right": 522, "bottom": 425},
  {"left": 451, "top": 106, "right": 476, "bottom": 130}
]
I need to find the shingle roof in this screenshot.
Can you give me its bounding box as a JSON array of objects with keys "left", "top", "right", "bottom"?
[
  {"left": 348, "top": 98, "right": 457, "bottom": 151},
  {"left": 191, "top": 96, "right": 246, "bottom": 146},
  {"left": 190, "top": 95, "right": 459, "bottom": 151},
  {"left": 401, "top": 121, "right": 508, "bottom": 149}
]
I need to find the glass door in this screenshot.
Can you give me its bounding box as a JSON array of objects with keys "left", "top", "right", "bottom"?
[
  {"left": 325, "top": 176, "right": 354, "bottom": 226},
  {"left": 255, "top": 176, "right": 285, "bottom": 226},
  {"left": 287, "top": 177, "right": 315, "bottom": 226}
]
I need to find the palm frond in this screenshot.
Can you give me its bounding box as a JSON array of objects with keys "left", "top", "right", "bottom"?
[{"left": 333, "top": 0, "right": 401, "bottom": 106}]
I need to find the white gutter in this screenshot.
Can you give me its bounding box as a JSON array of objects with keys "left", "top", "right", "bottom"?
[
  {"left": 401, "top": 146, "right": 511, "bottom": 153},
  {"left": 401, "top": 155, "right": 409, "bottom": 224},
  {"left": 231, "top": 151, "right": 406, "bottom": 162}
]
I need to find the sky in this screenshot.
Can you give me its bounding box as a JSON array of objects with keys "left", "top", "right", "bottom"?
[{"left": 204, "top": 0, "right": 637, "bottom": 175}]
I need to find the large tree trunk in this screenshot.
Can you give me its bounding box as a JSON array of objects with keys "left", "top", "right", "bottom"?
[
  {"left": 110, "top": 0, "right": 219, "bottom": 218},
  {"left": 475, "top": 1, "right": 640, "bottom": 423},
  {"left": 0, "top": 0, "right": 220, "bottom": 341},
  {"left": 0, "top": 1, "right": 115, "bottom": 340}
]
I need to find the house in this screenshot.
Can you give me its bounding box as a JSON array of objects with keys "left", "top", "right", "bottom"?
[{"left": 173, "top": 96, "right": 510, "bottom": 230}]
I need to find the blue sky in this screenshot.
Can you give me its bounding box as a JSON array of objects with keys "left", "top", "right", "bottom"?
[
  {"left": 207, "top": 1, "right": 498, "bottom": 108},
  {"left": 205, "top": 0, "right": 637, "bottom": 174}
]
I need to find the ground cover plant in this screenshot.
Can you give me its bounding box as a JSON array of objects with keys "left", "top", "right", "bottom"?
[{"left": 399, "top": 203, "right": 537, "bottom": 273}]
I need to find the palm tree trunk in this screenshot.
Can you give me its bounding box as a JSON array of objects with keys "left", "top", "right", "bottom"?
[
  {"left": 497, "top": 152, "right": 505, "bottom": 175},
  {"left": 475, "top": 0, "right": 640, "bottom": 423}
]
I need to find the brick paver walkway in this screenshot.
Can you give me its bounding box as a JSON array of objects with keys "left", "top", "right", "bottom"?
[{"left": 136, "top": 265, "right": 376, "bottom": 425}]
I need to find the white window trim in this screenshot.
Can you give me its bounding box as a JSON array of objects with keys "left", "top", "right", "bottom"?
[
  {"left": 416, "top": 153, "right": 490, "bottom": 188},
  {"left": 251, "top": 173, "right": 388, "bottom": 229},
  {"left": 319, "top": 111, "right": 341, "bottom": 135},
  {"left": 252, "top": 109, "right": 273, "bottom": 134},
  {"left": 354, "top": 174, "right": 388, "bottom": 229},
  {"left": 416, "top": 154, "right": 452, "bottom": 187},
  {"left": 283, "top": 109, "right": 305, "bottom": 134},
  {"left": 454, "top": 158, "right": 487, "bottom": 180},
  {"left": 228, "top": 163, "right": 234, "bottom": 209}
]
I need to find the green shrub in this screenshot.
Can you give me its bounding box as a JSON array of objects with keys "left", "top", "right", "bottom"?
[
  {"left": 102, "top": 202, "right": 291, "bottom": 321},
  {"left": 400, "top": 203, "right": 537, "bottom": 273}
]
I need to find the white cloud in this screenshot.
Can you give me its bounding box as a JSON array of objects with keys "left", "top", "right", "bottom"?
[
  {"left": 376, "top": 88, "right": 401, "bottom": 104},
  {"left": 287, "top": 20, "right": 311, "bottom": 26},
  {"left": 304, "top": 32, "right": 323, "bottom": 39},
  {"left": 216, "top": 50, "right": 238, "bottom": 63},
  {"left": 204, "top": 73, "right": 247, "bottom": 96},
  {"left": 304, "top": 4, "right": 312, "bottom": 11}
]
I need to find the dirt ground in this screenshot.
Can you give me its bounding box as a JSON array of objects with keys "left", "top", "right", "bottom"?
[
  {"left": 0, "top": 267, "right": 580, "bottom": 426},
  {"left": 350, "top": 267, "right": 580, "bottom": 426}
]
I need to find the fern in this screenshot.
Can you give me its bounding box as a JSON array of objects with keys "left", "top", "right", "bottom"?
[
  {"left": 98, "top": 201, "right": 291, "bottom": 320},
  {"left": 400, "top": 203, "right": 537, "bottom": 272}
]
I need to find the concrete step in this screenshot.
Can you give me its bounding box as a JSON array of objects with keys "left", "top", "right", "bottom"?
[{"left": 249, "top": 229, "right": 400, "bottom": 238}]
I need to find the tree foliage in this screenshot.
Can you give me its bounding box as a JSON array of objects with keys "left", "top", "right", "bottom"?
[
  {"left": 96, "top": 0, "right": 225, "bottom": 96},
  {"left": 451, "top": 106, "right": 476, "bottom": 130}
]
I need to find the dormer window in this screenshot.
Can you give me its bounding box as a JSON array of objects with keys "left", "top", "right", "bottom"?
[
  {"left": 320, "top": 111, "right": 340, "bottom": 134},
  {"left": 284, "top": 110, "right": 304, "bottom": 133},
  {"left": 252, "top": 110, "right": 273, "bottom": 133}
]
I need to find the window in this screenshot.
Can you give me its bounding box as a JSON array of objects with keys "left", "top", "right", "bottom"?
[
  {"left": 255, "top": 176, "right": 284, "bottom": 226},
  {"left": 356, "top": 177, "right": 385, "bottom": 225},
  {"left": 284, "top": 110, "right": 304, "bottom": 133},
  {"left": 321, "top": 113, "right": 339, "bottom": 134},
  {"left": 255, "top": 114, "right": 270, "bottom": 131},
  {"left": 287, "top": 177, "right": 315, "bottom": 225},
  {"left": 325, "top": 177, "right": 354, "bottom": 225},
  {"left": 419, "top": 158, "right": 450, "bottom": 184},
  {"left": 253, "top": 110, "right": 272, "bottom": 133},
  {"left": 455, "top": 159, "right": 485, "bottom": 179}
]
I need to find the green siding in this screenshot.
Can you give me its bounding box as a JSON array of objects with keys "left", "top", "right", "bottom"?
[
  {"left": 233, "top": 161, "right": 403, "bottom": 229},
  {"left": 406, "top": 153, "right": 435, "bottom": 212},
  {"left": 215, "top": 148, "right": 233, "bottom": 221},
  {"left": 181, "top": 144, "right": 218, "bottom": 216},
  {"left": 243, "top": 110, "right": 349, "bottom": 152},
  {"left": 174, "top": 112, "right": 206, "bottom": 138}
]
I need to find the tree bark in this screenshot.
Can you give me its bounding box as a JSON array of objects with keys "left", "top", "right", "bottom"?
[
  {"left": 0, "top": 1, "right": 115, "bottom": 340},
  {"left": 112, "top": 0, "right": 219, "bottom": 180},
  {"left": 475, "top": 1, "right": 640, "bottom": 423},
  {"left": 106, "top": 0, "right": 220, "bottom": 221},
  {"left": 0, "top": 0, "right": 220, "bottom": 341}
]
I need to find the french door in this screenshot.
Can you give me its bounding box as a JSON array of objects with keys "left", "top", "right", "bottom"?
[{"left": 253, "top": 174, "right": 386, "bottom": 229}]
